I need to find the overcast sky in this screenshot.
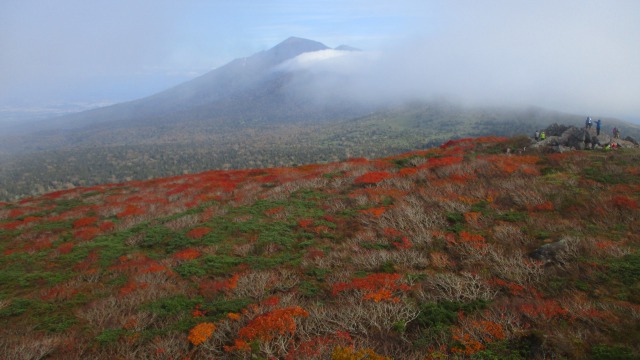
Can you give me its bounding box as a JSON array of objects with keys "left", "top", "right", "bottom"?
[{"left": 1, "top": 0, "right": 639, "bottom": 121}]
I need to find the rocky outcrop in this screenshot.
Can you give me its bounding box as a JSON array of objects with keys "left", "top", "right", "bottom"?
[{"left": 531, "top": 123, "right": 638, "bottom": 152}]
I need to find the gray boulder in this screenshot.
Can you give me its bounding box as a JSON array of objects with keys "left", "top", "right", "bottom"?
[
  {"left": 529, "top": 240, "right": 568, "bottom": 264},
  {"left": 558, "top": 127, "right": 590, "bottom": 150},
  {"left": 624, "top": 136, "right": 638, "bottom": 145}
]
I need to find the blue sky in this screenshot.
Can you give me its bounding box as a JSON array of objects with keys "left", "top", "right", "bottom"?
[{"left": 1, "top": 0, "right": 639, "bottom": 121}]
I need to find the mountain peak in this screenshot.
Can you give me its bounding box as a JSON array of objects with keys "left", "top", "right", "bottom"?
[
  {"left": 276, "top": 36, "right": 328, "bottom": 49},
  {"left": 266, "top": 37, "right": 330, "bottom": 62}
]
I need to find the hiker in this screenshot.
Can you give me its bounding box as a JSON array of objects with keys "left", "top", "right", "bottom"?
[
  {"left": 596, "top": 119, "right": 602, "bottom": 135},
  {"left": 613, "top": 127, "right": 620, "bottom": 138},
  {"left": 540, "top": 131, "right": 546, "bottom": 140},
  {"left": 586, "top": 116, "right": 592, "bottom": 129},
  {"left": 534, "top": 130, "right": 540, "bottom": 141}
]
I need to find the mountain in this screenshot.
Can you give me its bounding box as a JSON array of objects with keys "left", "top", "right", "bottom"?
[
  {"left": 2, "top": 37, "right": 640, "bottom": 201},
  {"left": 0, "top": 37, "right": 365, "bottom": 154},
  {"left": 1, "top": 136, "right": 638, "bottom": 359}
]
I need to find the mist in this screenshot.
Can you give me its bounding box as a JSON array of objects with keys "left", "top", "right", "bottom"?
[
  {"left": 283, "top": 1, "right": 640, "bottom": 122},
  {"left": 2, "top": 0, "right": 639, "bottom": 124}
]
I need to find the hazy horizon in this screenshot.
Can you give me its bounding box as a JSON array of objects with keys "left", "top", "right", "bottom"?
[{"left": 2, "top": 0, "right": 639, "bottom": 124}]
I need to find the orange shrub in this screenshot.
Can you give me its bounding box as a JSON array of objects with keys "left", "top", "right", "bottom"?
[
  {"left": 332, "top": 273, "right": 410, "bottom": 302},
  {"left": 225, "top": 306, "right": 309, "bottom": 352},
  {"left": 451, "top": 319, "right": 506, "bottom": 355},
  {"left": 359, "top": 206, "right": 388, "bottom": 217},
  {"left": 173, "top": 248, "right": 202, "bottom": 261},
  {"left": 188, "top": 322, "right": 216, "bottom": 346}
]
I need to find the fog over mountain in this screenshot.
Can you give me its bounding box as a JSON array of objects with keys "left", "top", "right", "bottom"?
[
  {"left": 1, "top": 35, "right": 639, "bottom": 201},
  {"left": 2, "top": 35, "right": 639, "bottom": 154},
  {"left": 2, "top": 1, "right": 639, "bottom": 126}
]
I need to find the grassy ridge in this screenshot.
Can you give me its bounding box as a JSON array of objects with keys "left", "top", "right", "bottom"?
[{"left": 0, "top": 136, "right": 639, "bottom": 359}]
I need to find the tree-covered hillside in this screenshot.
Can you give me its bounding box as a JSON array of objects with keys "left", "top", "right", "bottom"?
[
  {"left": 3, "top": 101, "right": 639, "bottom": 202},
  {"left": 1, "top": 136, "right": 639, "bottom": 359}
]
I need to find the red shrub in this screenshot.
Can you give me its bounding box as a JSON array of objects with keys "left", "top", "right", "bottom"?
[
  {"left": 57, "top": 242, "right": 75, "bottom": 255},
  {"left": 225, "top": 306, "right": 309, "bottom": 352},
  {"left": 198, "top": 274, "right": 240, "bottom": 297},
  {"left": 73, "top": 216, "right": 98, "bottom": 228},
  {"left": 532, "top": 201, "right": 554, "bottom": 211},
  {"left": 520, "top": 299, "right": 569, "bottom": 321},
  {"left": 99, "top": 221, "right": 115, "bottom": 232},
  {"left": 117, "top": 205, "right": 146, "bottom": 218},
  {"left": 425, "top": 156, "right": 464, "bottom": 168},
  {"left": 186, "top": 227, "right": 211, "bottom": 239},
  {"left": 74, "top": 227, "right": 101, "bottom": 241},
  {"left": 458, "top": 231, "right": 487, "bottom": 250},
  {"left": 8, "top": 208, "right": 25, "bottom": 218},
  {"left": 611, "top": 196, "right": 638, "bottom": 210},
  {"left": 451, "top": 319, "right": 506, "bottom": 355},
  {"left": 298, "top": 219, "right": 314, "bottom": 228},
  {"left": 174, "top": 248, "right": 202, "bottom": 261},
  {"left": 354, "top": 171, "right": 393, "bottom": 185}
]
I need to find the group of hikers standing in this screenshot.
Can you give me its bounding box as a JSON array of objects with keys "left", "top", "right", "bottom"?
[
  {"left": 534, "top": 116, "right": 620, "bottom": 142},
  {"left": 585, "top": 116, "right": 602, "bottom": 135},
  {"left": 586, "top": 116, "right": 619, "bottom": 138},
  {"left": 534, "top": 116, "right": 620, "bottom": 148},
  {"left": 534, "top": 130, "right": 546, "bottom": 141}
]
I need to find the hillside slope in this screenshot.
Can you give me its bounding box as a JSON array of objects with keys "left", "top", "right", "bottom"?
[
  {"left": 1, "top": 136, "right": 639, "bottom": 359},
  {"left": 3, "top": 101, "right": 640, "bottom": 202}
]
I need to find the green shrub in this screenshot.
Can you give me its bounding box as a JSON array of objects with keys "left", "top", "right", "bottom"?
[
  {"left": 142, "top": 295, "right": 202, "bottom": 317},
  {"left": 0, "top": 298, "right": 32, "bottom": 317},
  {"left": 497, "top": 211, "right": 527, "bottom": 223},
  {"left": 174, "top": 260, "right": 207, "bottom": 278},
  {"left": 415, "top": 300, "right": 487, "bottom": 328},
  {"left": 95, "top": 329, "right": 126, "bottom": 345},
  {"left": 591, "top": 344, "right": 635, "bottom": 360},
  {"left": 202, "top": 254, "right": 243, "bottom": 275},
  {"left": 446, "top": 212, "right": 465, "bottom": 233},
  {"left": 298, "top": 281, "right": 321, "bottom": 297},
  {"left": 203, "top": 298, "right": 252, "bottom": 318}
]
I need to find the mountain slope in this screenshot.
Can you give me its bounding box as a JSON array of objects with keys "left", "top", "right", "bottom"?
[
  {"left": 1, "top": 137, "right": 639, "bottom": 359},
  {"left": 0, "top": 37, "right": 362, "bottom": 154},
  {"left": 2, "top": 37, "right": 640, "bottom": 202},
  {"left": 2, "top": 101, "right": 640, "bottom": 202}
]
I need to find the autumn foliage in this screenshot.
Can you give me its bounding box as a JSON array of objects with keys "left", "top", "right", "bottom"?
[
  {"left": 188, "top": 322, "right": 216, "bottom": 346},
  {"left": 354, "top": 171, "right": 392, "bottom": 185},
  {"left": 332, "top": 273, "right": 411, "bottom": 302},
  {"left": 0, "top": 135, "right": 638, "bottom": 359}
]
